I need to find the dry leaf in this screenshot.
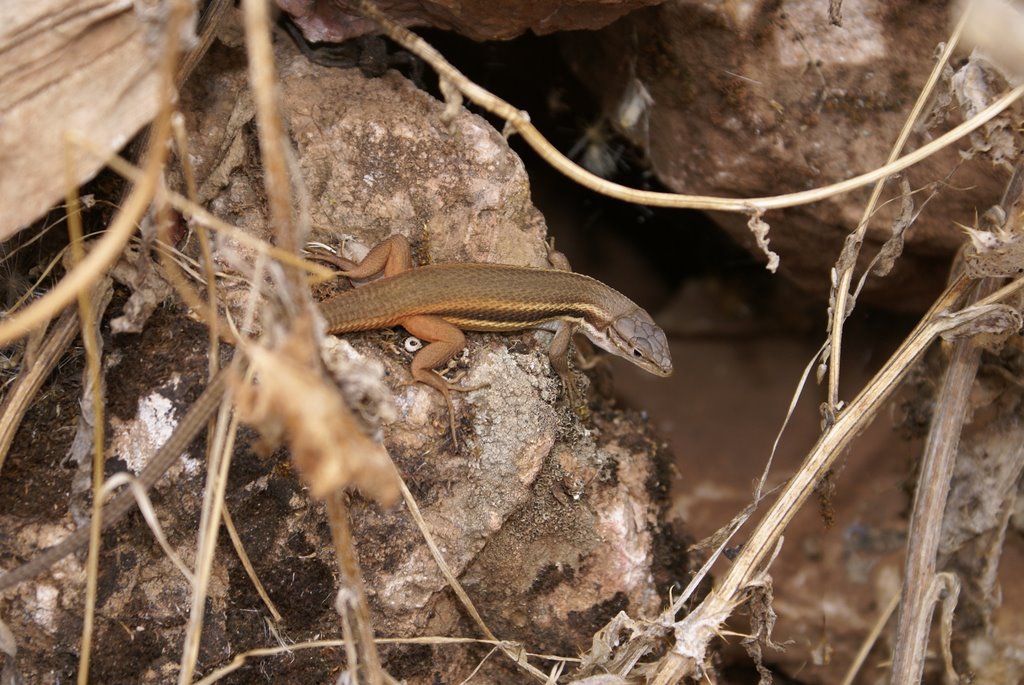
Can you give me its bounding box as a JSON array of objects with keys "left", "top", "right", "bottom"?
[
  {"left": 109, "top": 242, "right": 174, "bottom": 334},
  {"left": 235, "top": 343, "right": 399, "bottom": 504},
  {"left": 748, "top": 212, "right": 780, "bottom": 273}
]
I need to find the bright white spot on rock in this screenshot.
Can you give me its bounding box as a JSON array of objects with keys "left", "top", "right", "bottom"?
[
  {"left": 775, "top": 0, "right": 884, "bottom": 67},
  {"left": 109, "top": 383, "right": 187, "bottom": 476},
  {"left": 34, "top": 584, "right": 59, "bottom": 632},
  {"left": 461, "top": 120, "right": 501, "bottom": 164}
]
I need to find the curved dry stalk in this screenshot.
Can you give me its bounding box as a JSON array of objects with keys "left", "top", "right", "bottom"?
[
  {"left": 171, "top": 112, "right": 221, "bottom": 376},
  {"left": 648, "top": 273, "right": 1012, "bottom": 683},
  {"left": 220, "top": 504, "right": 283, "bottom": 623},
  {"left": 177, "top": 361, "right": 243, "bottom": 685},
  {"left": 3, "top": 239, "right": 86, "bottom": 315},
  {"left": 841, "top": 587, "right": 901, "bottom": 685},
  {"left": 397, "top": 475, "right": 555, "bottom": 683},
  {"left": 66, "top": 160, "right": 108, "bottom": 684},
  {"left": 355, "top": 0, "right": 1024, "bottom": 215},
  {"left": 242, "top": 0, "right": 306, "bottom": 285},
  {"left": 326, "top": 492, "right": 385, "bottom": 685},
  {"left": 888, "top": 276, "right": 998, "bottom": 685},
  {"left": 826, "top": 7, "right": 970, "bottom": 416},
  {"left": 0, "top": 305, "right": 82, "bottom": 473},
  {"left": 97, "top": 473, "right": 197, "bottom": 585}
]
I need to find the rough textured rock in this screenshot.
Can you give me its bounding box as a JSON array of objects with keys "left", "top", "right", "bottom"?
[
  {"left": 0, "top": 15, "right": 678, "bottom": 683},
  {"left": 279, "top": 0, "right": 662, "bottom": 43},
  {"left": 564, "top": 0, "right": 1021, "bottom": 310}
]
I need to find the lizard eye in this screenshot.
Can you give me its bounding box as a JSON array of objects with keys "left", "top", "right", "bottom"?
[{"left": 631, "top": 337, "right": 654, "bottom": 360}]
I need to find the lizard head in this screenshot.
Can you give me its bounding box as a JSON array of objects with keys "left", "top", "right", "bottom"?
[{"left": 587, "top": 308, "right": 673, "bottom": 377}]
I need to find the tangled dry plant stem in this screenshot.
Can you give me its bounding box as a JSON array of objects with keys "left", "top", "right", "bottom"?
[
  {"left": 65, "top": 151, "right": 109, "bottom": 685},
  {"left": 888, "top": 158, "right": 1024, "bottom": 681},
  {"left": 826, "top": 8, "right": 970, "bottom": 416},
  {"left": 178, "top": 360, "right": 243, "bottom": 685},
  {"left": 242, "top": 0, "right": 392, "bottom": 679},
  {"left": 0, "top": 306, "right": 81, "bottom": 474},
  {"left": 841, "top": 587, "right": 901, "bottom": 685},
  {"left": 220, "top": 504, "right": 284, "bottom": 623},
  {"left": 651, "top": 272, "right": 989, "bottom": 682},
  {"left": 889, "top": 280, "right": 989, "bottom": 684},
  {"left": 52, "top": 4, "right": 203, "bottom": 672},
  {"left": 327, "top": 492, "right": 385, "bottom": 685},
  {"left": 397, "top": 475, "right": 556, "bottom": 682},
  {"left": 356, "top": 0, "right": 1023, "bottom": 215}
]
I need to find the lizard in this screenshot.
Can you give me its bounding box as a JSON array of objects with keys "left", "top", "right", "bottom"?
[{"left": 0, "top": 235, "right": 672, "bottom": 592}]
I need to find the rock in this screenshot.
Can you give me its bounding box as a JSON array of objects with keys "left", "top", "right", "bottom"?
[
  {"left": 564, "top": 0, "right": 1016, "bottom": 310},
  {"left": 0, "top": 14, "right": 679, "bottom": 682},
  {"left": 278, "top": 0, "right": 661, "bottom": 43}
]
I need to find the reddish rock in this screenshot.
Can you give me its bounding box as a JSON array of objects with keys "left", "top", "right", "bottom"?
[
  {"left": 279, "top": 0, "right": 662, "bottom": 42},
  {"left": 564, "top": 0, "right": 1018, "bottom": 310}
]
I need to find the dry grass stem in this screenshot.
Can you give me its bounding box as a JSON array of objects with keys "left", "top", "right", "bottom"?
[
  {"left": 457, "top": 646, "right": 500, "bottom": 685},
  {"left": 170, "top": 111, "right": 221, "bottom": 374},
  {"left": 397, "top": 475, "right": 554, "bottom": 683},
  {"left": 98, "top": 473, "right": 196, "bottom": 584},
  {"left": 888, "top": 277, "right": 997, "bottom": 684},
  {"left": 65, "top": 146, "right": 109, "bottom": 685},
  {"left": 178, "top": 362, "right": 243, "bottom": 685},
  {"left": 0, "top": 305, "right": 82, "bottom": 473},
  {"left": 4, "top": 239, "right": 101, "bottom": 316},
  {"left": 356, "top": 0, "right": 1024, "bottom": 215},
  {"left": 826, "top": 8, "right": 970, "bottom": 416},
  {"left": 764, "top": 342, "right": 827, "bottom": 497},
  {"left": 220, "top": 504, "right": 283, "bottom": 623},
  {"left": 327, "top": 492, "right": 385, "bottom": 685},
  {"left": 840, "top": 587, "right": 901, "bottom": 685},
  {"left": 242, "top": 0, "right": 304, "bottom": 265}
]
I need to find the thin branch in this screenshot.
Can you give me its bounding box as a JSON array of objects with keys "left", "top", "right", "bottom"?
[
  {"left": 826, "top": 8, "right": 970, "bottom": 416},
  {"left": 0, "top": 306, "right": 81, "bottom": 473},
  {"left": 177, "top": 361, "right": 243, "bottom": 685},
  {"left": 66, "top": 154, "right": 109, "bottom": 685},
  {"left": 888, "top": 276, "right": 997, "bottom": 684},
  {"left": 649, "top": 273, "right": 987, "bottom": 683},
  {"left": 326, "top": 492, "right": 385, "bottom": 685},
  {"left": 397, "top": 475, "right": 552, "bottom": 682},
  {"left": 355, "top": 0, "right": 1024, "bottom": 214}
]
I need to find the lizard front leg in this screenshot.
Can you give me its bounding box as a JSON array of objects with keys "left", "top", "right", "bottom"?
[{"left": 546, "top": 320, "right": 581, "bottom": 410}]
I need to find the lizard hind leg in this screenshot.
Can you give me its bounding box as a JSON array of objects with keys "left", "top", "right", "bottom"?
[
  {"left": 305, "top": 234, "right": 415, "bottom": 280},
  {"left": 341, "top": 234, "right": 414, "bottom": 279},
  {"left": 401, "top": 315, "right": 486, "bottom": 445}
]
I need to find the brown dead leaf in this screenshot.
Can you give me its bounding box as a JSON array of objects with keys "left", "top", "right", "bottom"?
[
  {"left": 234, "top": 342, "right": 399, "bottom": 505},
  {"left": 108, "top": 242, "right": 174, "bottom": 334},
  {"left": 938, "top": 303, "right": 1023, "bottom": 350},
  {"left": 951, "top": 55, "right": 1020, "bottom": 169},
  {"left": 873, "top": 175, "right": 914, "bottom": 277}
]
